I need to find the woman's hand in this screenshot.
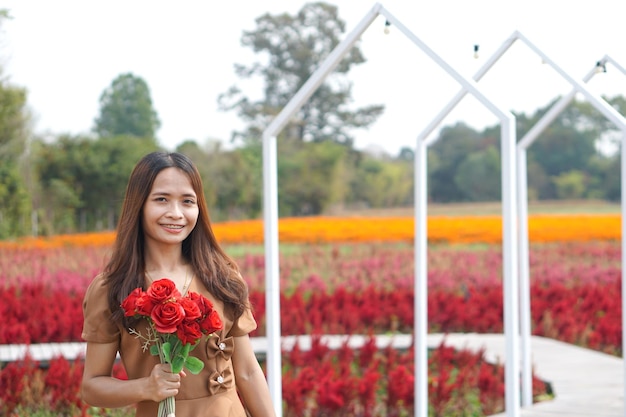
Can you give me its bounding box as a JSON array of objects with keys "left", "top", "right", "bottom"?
[{"left": 146, "top": 363, "right": 187, "bottom": 402}]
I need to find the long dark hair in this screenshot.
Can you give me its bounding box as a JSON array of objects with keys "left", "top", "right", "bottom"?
[{"left": 105, "top": 151, "right": 249, "bottom": 324}]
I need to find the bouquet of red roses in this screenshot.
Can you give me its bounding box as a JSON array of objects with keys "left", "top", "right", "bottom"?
[{"left": 121, "top": 278, "right": 223, "bottom": 417}]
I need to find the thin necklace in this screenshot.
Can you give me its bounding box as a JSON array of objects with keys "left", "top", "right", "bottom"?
[{"left": 145, "top": 266, "right": 192, "bottom": 296}]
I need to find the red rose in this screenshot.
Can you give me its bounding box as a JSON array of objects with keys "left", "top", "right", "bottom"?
[
  {"left": 188, "top": 291, "right": 213, "bottom": 316},
  {"left": 151, "top": 300, "right": 185, "bottom": 333},
  {"left": 177, "top": 320, "right": 203, "bottom": 345},
  {"left": 146, "top": 278, "right": 181, "bottom": 303},
  {"left": 121, "top": 288, "right": 144, "bottom": 316},
  {"left": 135, "top": 293, "right": 155, "bottom": 316},
  {"left": 200, "top": 309, "right": 223, "bottom": 333},
  {"left": 179, "top": 297, "right": 201, "bottom": 321}
]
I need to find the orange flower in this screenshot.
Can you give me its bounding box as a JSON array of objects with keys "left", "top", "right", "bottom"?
[{"left": 0, "top": 214, "right": 620, "bottom": 248}]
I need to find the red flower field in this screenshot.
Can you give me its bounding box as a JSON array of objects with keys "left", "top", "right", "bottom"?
[{"left": 0, "top": 219, "right": 621, "bottom": 415}]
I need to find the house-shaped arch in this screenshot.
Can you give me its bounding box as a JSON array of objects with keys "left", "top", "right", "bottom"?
[
  {"left": 415, "top": 31, "right": 626, "bottom": 410},
  {"left": 516, "top": 53, "right": 626, "bottom": 407},
  {"left": 261, "top": 4, "right": 519, "bottom": 417}
]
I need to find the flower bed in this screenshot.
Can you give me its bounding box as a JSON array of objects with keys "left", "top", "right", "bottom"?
[
  {"left": 0, "top": 213, "right": 619, "bottom": 249},
  {"left": 1, "top": 222, "right": 619, "bottom": 415},
  {"left": 0, "top": 339, "right": 549, "bottom": 417},
  {"left": 2, "top": 241, "right": 619, "bottom": 354}
]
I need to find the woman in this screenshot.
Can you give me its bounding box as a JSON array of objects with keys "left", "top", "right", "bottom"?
[{"left": 81, "top": 151, "right": 276, "bottom": 417}]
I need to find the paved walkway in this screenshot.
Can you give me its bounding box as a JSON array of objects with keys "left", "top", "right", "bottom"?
[
  {"left": 431, "top": 333, "right": 624, "bottom": 417},
  {"left": 1, "top": 333, "right": 623, "bottom": 416}
]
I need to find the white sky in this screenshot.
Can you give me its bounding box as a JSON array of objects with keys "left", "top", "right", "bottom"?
[{"left": 2, "top": 1, "right": 626, "bottom": 156}]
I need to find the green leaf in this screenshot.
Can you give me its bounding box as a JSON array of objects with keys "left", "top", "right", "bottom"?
[
  {"left": 171, "top": 355, "right": 185, "bottom": 374},
  {"left": 162, "top": 342, "right": 172, "bottom": 363},
  {"left": 149, "top": 344, "right": 159, "bottom": 356},
  {"left": 184, "top": 356, "right": 205, "bottom": 374}
]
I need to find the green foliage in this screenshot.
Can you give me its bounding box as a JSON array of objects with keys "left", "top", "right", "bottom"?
[
  {"left": 94, "top": 73, "right": 161, "bottom": 138},
  {"left": 0, "top": 163, "right": 30, "bottom": 238},
  {"left": 349, "top": 152, "right": 413, "bottom": 208},
  {"left": 552, "top": 170, "right": 587, "bottom": 199},
  {"left": 426, "top": 97, "right": 622, "bottom": 203},
  {"left": 184, "top": 355, "right": 204, "bottom": 374},
  {"left": 454, "top": 146, "right": 501, "bottom": 202},
  {"left": 0, "top": 78, "right": 28, "bottom": 161},
  {"left": 20, "top": 88, "right": 624, "bottom": 237},
  {"left": 34, "top": 134, "right": 159, "bottom": 234},
  {"left": 0, "top": 62, "right": 31, "bottom": 237},
  {"left": 428, "top": 122, "right": 485, "bottom": 202},
  {"left": 179, "top": 140, "right": 263, "bottom": 221},
  {"left": 277, "top": 140, "right": 349, "bottom": 215},
  {"left": 218, "top": 1, "right": 384, "bottom": 145}
]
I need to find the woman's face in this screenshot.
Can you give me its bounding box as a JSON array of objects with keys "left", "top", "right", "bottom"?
[{"left": 142, "top": 167, "right": 199, "bottom": 248}]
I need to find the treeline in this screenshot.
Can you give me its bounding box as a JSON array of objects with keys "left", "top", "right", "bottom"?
[
  {"left": 5, "top": 92, "right": 622, "bottom": 238},
  {"left": 1, "top": 3, "right": 623, "bottom": 238},
  {"left": 1, "top": 80, "right": 623, "bottom": 237}
]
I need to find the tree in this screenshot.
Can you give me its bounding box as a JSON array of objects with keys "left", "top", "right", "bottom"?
[
  {"left": 454, "top": 146, "right": 501, "bottom": 201},
  {"left": 349, "top": 154, "right": 413, "bottom": 208},
  {"left": 0, "top": 10, "right": 32, "bottom": 237},
  {"left": 427, "top": 122, "right": 486, "bottom": 202},
  {"left": 177, "top": 140, "right": 263, "bottom": 221},
  {"left": 93, "top": 73, "right": 161, "bottom": 138},
  {"left": 218, "top": 2, "right": 384, "bottom": 146},
  {"left": 35, "top": 134, "right": 159, "bottom": 233},
  {"left": 278, "top": 140, "right": 348, "bottom": 215}
]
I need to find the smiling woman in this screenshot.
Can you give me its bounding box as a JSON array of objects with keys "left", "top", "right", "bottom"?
[{"left": 80, "top": 152, "right": 277, "bottom": 417}]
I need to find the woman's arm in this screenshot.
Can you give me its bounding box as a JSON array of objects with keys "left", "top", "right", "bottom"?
[
  {"left": 232, "top": 335, "right": 277, "bottom": 417},
  {"left": 81, "top": 341, "right": 182, "bottom": 408}
]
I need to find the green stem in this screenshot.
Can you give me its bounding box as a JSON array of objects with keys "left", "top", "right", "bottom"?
[{"left": 155, "top": 336, "right": 176, "bottom": 417}]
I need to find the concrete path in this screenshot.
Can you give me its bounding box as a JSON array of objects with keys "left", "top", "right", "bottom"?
[{"left": 430, "top": 333, "right": 624, "bottom": 417}]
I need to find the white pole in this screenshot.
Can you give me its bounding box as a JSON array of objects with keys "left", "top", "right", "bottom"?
[
  {"left": 605, "top": 55, "right": 626, "bottom": 417},
  {"left": 262, "top": 133, "right": 283, "bottom": 417},
  {"left": 414, "top": 138, "right": 429, "bottom": 417},
  {"left": 516, "top": 149, "right": 532, "bottom": 407},
  {"left": 622, "top": 131, "right": 626, "bottom": 415},
  {"left": 604, "top": 55, "right": 626, "bottom": 75},
  {"left": 260, "top": 6, "right": 381, "bottom": 415},
  {"left": 501, "top": 117, "right": 521, "bottom": 417}
]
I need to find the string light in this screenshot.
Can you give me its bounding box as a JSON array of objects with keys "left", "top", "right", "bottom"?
[
  {"left": 473, "top": 44, "right": 479, "bottom": 59},
  {"left": 384, "top": 20, "right": 391, "bottom": 35}
]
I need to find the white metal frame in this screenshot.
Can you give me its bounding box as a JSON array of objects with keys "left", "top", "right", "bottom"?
[
  {"left": 417, "top": 31, "right": 626, "bottom": 410},
  {"left": 261, "top": 3, "right": 517, "bottom": 417},
  {"left": 516, "top": 53, "right": 626, "bottom": 407}
]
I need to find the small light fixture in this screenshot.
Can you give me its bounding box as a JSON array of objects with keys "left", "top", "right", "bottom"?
[
  {"left": 384, "top": 20, "right": 391, "bottom": 35},
  {"left": 595, "top": 60, "right": 607, "bottom": 74},
  {"left": 473, "top": 44, "right": 479, "bottom": 59}
]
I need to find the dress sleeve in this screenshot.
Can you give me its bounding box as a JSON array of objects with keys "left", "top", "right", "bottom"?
[
  {"left": 228, "top": 305, "right": 258, "bottom": 337},
  {"left": 82, "top": 274, "right": 120, "bottom": 343}
]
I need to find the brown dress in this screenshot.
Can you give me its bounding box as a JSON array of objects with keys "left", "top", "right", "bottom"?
[{"left": 82, "top": 274, "right": 257, "bottom": 417}]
